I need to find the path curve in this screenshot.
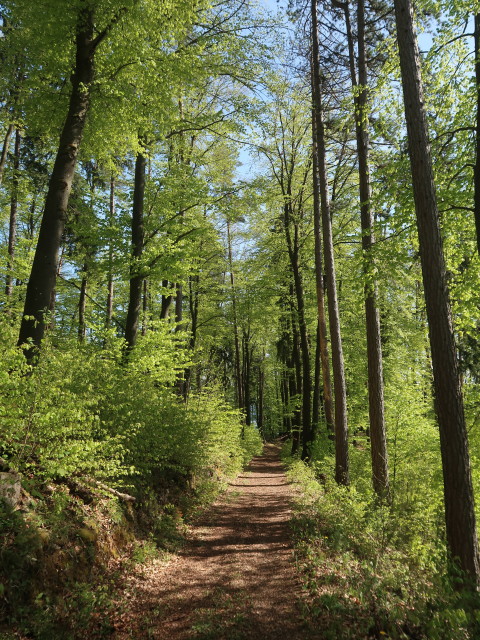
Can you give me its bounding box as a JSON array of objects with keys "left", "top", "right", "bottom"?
[{"left": 113, "top": 443, "right": 319, "bottom": 639}]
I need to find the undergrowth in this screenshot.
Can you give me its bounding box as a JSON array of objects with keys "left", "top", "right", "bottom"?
[
  {"left": 0, "top": 330, "right": 263, "bottom": 638},
  {"left": 283, "top": 441, "right": 480, "bottom": 640}
]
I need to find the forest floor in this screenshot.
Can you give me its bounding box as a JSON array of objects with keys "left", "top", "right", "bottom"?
[{"left": 110, "top": 443, "right": 323, "bottom": 640}]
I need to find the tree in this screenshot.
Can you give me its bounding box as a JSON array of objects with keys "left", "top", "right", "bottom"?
[
  {"left": 256, "top": 86, "right": 314, "bottom": 459},
  {"left": 17, "top": 2, "right": 127, "bottom": 358},
  {"left": 340, "top": 0, "right": 390, "bottom": 499},
  {"left": 124, "top": 149, "right": 147, "bottom": 352},
  {"left": 394, "top": 0, "right": 479, "bottom": 586},
  {"left": 311, "top": 0, "right": 349, "bottom": 484}
]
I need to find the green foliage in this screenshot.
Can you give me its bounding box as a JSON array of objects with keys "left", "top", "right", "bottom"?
[
  {"left": 284, "top": 446, "right": 480, "bottom": 640},
  {"left": 0, "top": 312, "right": 262, "bottom": 634}
]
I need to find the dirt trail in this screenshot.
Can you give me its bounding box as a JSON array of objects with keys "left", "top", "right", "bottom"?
[{"left": 112, "top": 443, "right": 321, "bottom": 639}]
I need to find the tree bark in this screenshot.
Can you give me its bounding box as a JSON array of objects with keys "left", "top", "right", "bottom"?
[
  {"left": 475, "top": 12, "right": 480, "bottom": 255},
  {"left": 0, "top": 123, "right": 14, "bottom": 186},
  {"left": 311, "top": 87, "right": 334, "bottom": 434},
  {"left": 394, "top": 0, "right": 479, "bottom": 586},
  {"left": 78, "top": 265, "right": 87, "bottom": 342},
  {"left": 175, "top": 281, "right": 186, "bottom": 396},
  {"left": 312, "top": 320, "right": 322, "bottom": 428},
  {"left": 258, "top": 362, "right": 264, "bottom": 435},
  {"left": 18, "top": 6, "right": 96, "bottom": 358},
  {"left": 227, "top": 220, "right": 244, "bottom": 411},
  {"left": 125, "top": 150, "right": 146, "bottom": 351},
  {"left": 175, "top": 282, "right": 183, "bottom": 332},
  {"left": 160, "top": 280, "right": 174, "bottom": 319},
  {"left": 5, "top": 128, "right": 20, "bottom": 299},
  {"left": 311, "top": 0, "right": 349, "bottom": 485},
  {"left": 343, "top": 0, "right": 390, "bottom": 499},
  {"left": 282, "top": 204, "right": 313, "bottom": 460},
  {"left": 141, "top": 278, "right": 148, "bottom": 336},
  {"left": 184, "top": 274, "right": 199, "bottom": 399},
  {"left": 290, "top": 290, "right": 303, "bottom": 456},
  {"left": 243, "top": 330, "right": 252, "bottom": 426},
  {"left": 106, "top": 176, "right": 115, "bottom": 328}
]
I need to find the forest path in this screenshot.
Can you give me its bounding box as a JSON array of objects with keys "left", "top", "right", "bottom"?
[{"left": 112, "top": 443, "right": 321, "bottom": 639}]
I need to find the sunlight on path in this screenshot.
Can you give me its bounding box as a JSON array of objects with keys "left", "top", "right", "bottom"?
[{"left": 112, "top": 443, "right": 323, "bottom": 639}]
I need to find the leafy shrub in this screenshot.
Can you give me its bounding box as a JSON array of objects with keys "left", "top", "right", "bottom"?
[{"left": 284, "top": 444, "right": 480, "bottom": 640}]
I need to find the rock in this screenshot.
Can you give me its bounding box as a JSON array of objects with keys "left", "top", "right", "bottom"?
[{"left": 0, "top": 472, "right": 21, "bottom": 508}]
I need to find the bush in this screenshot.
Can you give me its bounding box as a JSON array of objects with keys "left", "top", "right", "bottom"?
[{"left": 284, "top": 444, "right": 480, "bottom": 640}]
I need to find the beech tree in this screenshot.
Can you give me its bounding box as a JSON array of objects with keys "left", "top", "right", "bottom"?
[{"left": 12, "top": 0, "right": 208, "bottom": 359}]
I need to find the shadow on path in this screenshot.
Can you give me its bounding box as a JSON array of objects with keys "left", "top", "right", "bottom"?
[{"left": 112, "top": 443, "right": 322, "bottom": 640}]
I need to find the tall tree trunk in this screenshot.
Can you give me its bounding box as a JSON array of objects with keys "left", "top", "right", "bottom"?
[
  {"left": 311, "top": 0, "right": 349, "bottom": 485},
  {"left": 0, "top": 123, "right": 14, "bottom": 186},
  {"left": 18, "top": 7, "right": 96, "bottom": 358},
  {"left": 227, "top": 220, "right": 244, "bottom": 411},
  {"left": 343, "top": 0, "right": 390, "bottom": 499},
  {"left": 311, "top": 69, "right": 334, "bottom": 435},
  {"left": 106, "top": 176, "right": 115, "bottom": 328},
  {"left": 5, "top": 128, "right": 20, "bottom": 299},
  {"left": 394, "top": 0, "right": 479, "bottom": 586},
  {"left": 283, "top": 206, "right": 313, "bottom": 460},
  {"left": 125, "top": 150, "right": 146, "bottom": 351},
  {"left": 475, "top": 12, "right": 480, "bottom": 255}
]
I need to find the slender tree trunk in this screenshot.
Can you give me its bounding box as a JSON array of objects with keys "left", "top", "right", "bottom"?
[
  {"left": 282, "top": 374, "right": 291, "bottom": 433},
  {"left": 343, "top": 0, "right": 389, "bottom": 499},
  {"left": 394, "top": 0, "right": 479, "bottom": 586},
  {"left": 27, "top": 196, "right": 37, "bottom": 240},
  {"left": 18, "top": 7, "right": 95, "bottom": 358},
  {"left": 106, "top": 176, "right": 115, "bottom": 328},
  {"left": 175, "top": 282, "right": 183, "bottom": 332},
  {"left": 312, "top": 320, "right": 322, "bottom": 428},
  {"left": 290, "top": 294, "right": 303, "bottom": 456},
  {"left": 227, "top": 220, "right": 244, "bottom": 411},
  {"left": 283, "top": 206, "right": 313, "bottom": 459},
  {"left": 175, "top": 281, "right": 186, "bottom": 396},
  {"left": 184, "top": 274, "right": 199, "bottom": 399},
  {"left": 311, "top": 68, "right": 334, "bottom": 435},
  {"left": 5, "top": 129, "right": 20, "bottom": 299},
  {"left": 0, "top": 123, "right": 14, "bottom": 186},
  {"left": 243, "top": 332, "right": 252, "bottom": 426},
  {"left": 78, "top": 265, "right": 87, "bottom": 342},
  {"left": 141, "top": 278, "right": 148, "bottom": 336},
  {"left": 125, "top": 150, "right": 146, "bottom": 351},
  {"left": 475, "top": 12, "right": 480, "bottom": 255},
  {"left": 311, "top": 0, "right": 349, "bottom": 484},
  {"left": 258, "top": 362, "right": 264, "bottom": 435}
]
